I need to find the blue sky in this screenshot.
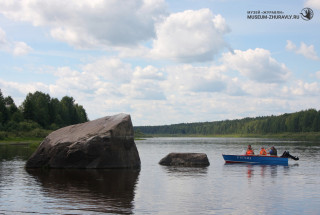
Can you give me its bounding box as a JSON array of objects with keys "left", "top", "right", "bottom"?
[{"left": 0, "top": 0, "right": 319, "bottom": 125}]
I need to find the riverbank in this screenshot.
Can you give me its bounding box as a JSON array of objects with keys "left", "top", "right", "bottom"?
[
  {"left": 2, "top": 131, "right": 319, "bottom": 145},
  {"left": 139, "top": 132, "right": 320, "bottom": 141},
  {"left": 0, "top": 137, "right": 43, "bottom": 145}
]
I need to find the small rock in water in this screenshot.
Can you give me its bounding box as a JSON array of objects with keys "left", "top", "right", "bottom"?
[{"left": 159, "top": 153, "right": 210, "bottom": 167}]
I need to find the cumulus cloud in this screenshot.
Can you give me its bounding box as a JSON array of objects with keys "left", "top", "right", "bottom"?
[
  {"left": 1, "top": 54, "right": 319, "bottom": 125},
  {"left": 121, "top": 65, "right": 166, "bottom": 100},
  {"left": 82, "top": 57, "right": 133, "bottom": 83},
  {"left": 151, "top": 9, "right": 230, "bottom": 62},
  {"left": 0, "top": 78, "right": 48, "bottom": 101},
  {"left": 0, "top": 0, "right": 167, "bottom": 49},
  {"left": 49, "top": 57, "right": 138, "bottom": 101},
  {"left": 133, "top": 65, "right": 165, "bottom": 80},
  {"left": 51, "top": 67, "right": 98, "bottom": 95},
  {"left": 289, "top": 80, "right": 320, "bottom": 96},
  {"left": 49, "top": 58, "right": 167, "bottom": 110},
  {"left": 0, "top": 2, "right": 230, "bottom": 62},
  {"left": 223, "top": 48, "right": 291, "bottom": 83},
  {"left": 0, "top": 28, "right": 7, "bottom": 46},
  {"left": 46, "top": 54, "right": 292, "bottom": 113},
  {"left": 121, "top": 79, "right": 166, "bottom": 100},
  {"left": 285, "top": 40, "right": 296, "bottom": 51},
  {"left": 305, "top": 0, "right": 320, "bottom": 9},
  {"left": 165, "top": 64, "right": 228, "bottom": 92},
  {"left": 286, "top": 40, "right": 319, "bottom": 61},
  {"left": 13, "top": 41, "right": 33, "bottom": 56},
  {"left": 0, "top": 28, "right": 32, "bottom": 55}
]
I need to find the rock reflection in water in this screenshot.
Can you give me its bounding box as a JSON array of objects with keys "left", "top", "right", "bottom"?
[
  {"left": 26, "top": 168, "right": 140, "bottom": 214},
  {"left": 161, "top": 166, "right": 208, "bottom": 177}
]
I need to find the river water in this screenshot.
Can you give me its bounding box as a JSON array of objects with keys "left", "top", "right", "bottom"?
[{"left": 0, "top": 137, "right": 319, "bottom": 214}]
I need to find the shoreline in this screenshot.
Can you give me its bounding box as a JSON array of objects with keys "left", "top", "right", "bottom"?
[
  {"left": 137, "top": 132, "right": 320, "bottom": 141},
  {"left": 2, "top": 132, "right": 320, "bottom": 145}
]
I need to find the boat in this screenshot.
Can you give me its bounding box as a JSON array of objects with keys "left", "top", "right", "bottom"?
[{"left": 222, "top": 154, "right": 288, "bottom": 165}]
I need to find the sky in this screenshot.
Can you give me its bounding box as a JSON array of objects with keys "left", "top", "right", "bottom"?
[{"left": 0, "top": 0, "right": 319, "bottom": 126}]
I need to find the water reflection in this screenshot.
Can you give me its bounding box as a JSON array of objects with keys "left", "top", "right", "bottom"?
[
  {"left": 223, "top": 163, "right": 298, "bottom": 181},
  {"left": 161, "top": 166, "right": 208, "bottom": 177},
  {"left": 0, "top": 143, "right": 34, "bottom": 161},
  {"left": 1, "top": 138, "right": 319, "bottom": 214},
  {"left": 26, "top": 168, "right": 140, "bottom": 214},
  {"left": 246, "top": 165, "right": 280, "bottom": 179}
]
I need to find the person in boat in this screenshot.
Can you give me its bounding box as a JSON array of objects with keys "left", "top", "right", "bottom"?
[
  {"left": 268, "top": 146, "right": 277, "bottom": 156},
  {"left": 246, "top": 145, "right": 254, "bottom": 155},
  {"left": 260, "top": 147, "right": 267, "bottom": 155}
]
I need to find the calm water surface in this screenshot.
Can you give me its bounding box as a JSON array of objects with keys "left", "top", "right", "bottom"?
[{"left": 0, "top": 138, "right": 319, "bottom": 214}]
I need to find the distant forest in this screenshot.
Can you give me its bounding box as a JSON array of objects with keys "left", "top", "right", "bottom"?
[
  {"left": 0, "top": 90, "right": 88, "bottom": 138},
  {"left": 135, "top": 109, "right": 320, "bottom": 136}
]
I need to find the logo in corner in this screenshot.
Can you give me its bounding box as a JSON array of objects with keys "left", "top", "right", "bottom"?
[{"left": 300, "top": 8, "right": 314, "bottom": 21}]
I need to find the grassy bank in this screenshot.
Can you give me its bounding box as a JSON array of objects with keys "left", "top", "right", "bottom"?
[
  {"left": 0, "top": 130, "right": 48, "bottom": 145},
  {"left": 0, "top": 137, "right": 43, "bottom": 145},
  {"left": 255, "top": 132, "right": 320, "bottom": 141},
  {"left": 141, "top": 132, "right": 320, "bottom": 141},
  {"left": 2, "top": 131, "right": 320, "bottom": 144}
]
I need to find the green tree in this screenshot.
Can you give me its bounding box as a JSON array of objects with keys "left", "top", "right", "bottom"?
[
  {"left": 21, "top": 91, "right": 51, "bottom": 127},
  {"left": 49, "top": 98, "right": 63, "bottom": 126},
  {"left": 0, "top": 90, "right": 9, "bottom": 124},
  {"left": 312, "top": 111, "right": 320, "bottom": 132},
  {"left": 74, "top": 104, "right": 88, "bottom": 123},
  {"left": 60, "top": 96, "right": 76, "bottom": 126},
  {"left": 21, "top": 93, "right": 35, "bottom": 121},
  {"left": 4, "top": 96, "right": 19, "bottom": 119}
]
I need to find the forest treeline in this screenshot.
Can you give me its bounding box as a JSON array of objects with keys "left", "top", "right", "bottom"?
[
  {"left": 135, "top": 109, "right": 320, "bottom": 136},
  {"left": 0, "top": 89, "right": 88, "bottom": 138}
]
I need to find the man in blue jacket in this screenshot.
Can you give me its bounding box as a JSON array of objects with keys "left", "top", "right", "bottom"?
[{"left": 269, "top": 146, "right": 277, "bottom": 156}]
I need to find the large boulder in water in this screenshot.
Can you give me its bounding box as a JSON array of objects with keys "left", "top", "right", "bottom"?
[
  {"left": 159, "top": 153, "right": 210, "bottom": 167},
  {"left": 26, "top": 113, "right": 141, "bottom": 169}
]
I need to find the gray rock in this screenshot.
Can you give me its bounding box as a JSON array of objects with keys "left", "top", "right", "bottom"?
[
  {"left": 159, "top": 153, "right": 210, "bottom": 167},
  {"left": 26, "top": 113, "right": 141, "bottom": 169}
]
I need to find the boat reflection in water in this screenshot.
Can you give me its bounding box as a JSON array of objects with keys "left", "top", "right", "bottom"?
[
  {"left": 26, "top": 168, "right": 140, "bottom": 214},
  {"left": 245, "top": 164, "right": 282, "bottom": 179},
  {"left": 224, "top": 162, "right": 299, "bottom": 180}
]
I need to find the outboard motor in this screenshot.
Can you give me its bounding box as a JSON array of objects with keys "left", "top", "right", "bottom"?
[{"left": 281, "top": 151, "right": 299, "bottom": 161}]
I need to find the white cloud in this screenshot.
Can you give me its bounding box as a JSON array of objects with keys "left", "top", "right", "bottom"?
[
  {"left": 121, "top": 79, "right": 166, "bottom": 100},
  {"left": 13, "top": 41, "right": 33, "bottom": 56},
  {"left": 0, "top": 28, "right": 7, "bottom": 46},
  {"left": 305, "top": 0, "right": 320, "bottom": 10},
  {"left": 49, "top": 58, "right": 167, "bottom": 102},
  {"left": 1, "top": 54, "right": 319, "bottom": 125},
  {"left": 0, "top": 2, "right": 231, "bottom": 62},
  {"left": 151, "top": 9, "right": 230, "bottom": 62},
  {"left": 164, "top": 64, "right": 228, "bottom": 93},
  {"left": 223, "top": 48, "right": 291, "bottom": 83},
  {"left": 285, "top": 40, "right": 296, "bottom": 51},
  {"left": 133, "top": 65, "right": 165, "bottom": 80},
  {"left": 290, "top": 80, "right": 320, "bottom": 96},
  {"left": 225, "top": 77, "right": 248, "bottom": 96},
  {"left": 295, "top": 43, "right": 319, "bottom": 61},
  {"left": 82, "top": 57, "right": 133, "bottom": 83},
  {"left": 0, "top": 78, "right": 48, "bottom": 100},
  {"left": 0, "top": 0, "right": 167, "bottom": 49},
  {"left": 212, "top": 14, "right": 230, "bottom": 34},
  {"left": 0, "top": 28, "right": 32, "bottom": 55},
  {"left": 315, "top": 71, "right": 320, "bottom": 79},
  {"left": 47, "top": 58, "right": 168, "bottom": 120},
  {"left": 121, "top": 66, "right": 166, "bottom": 100},
  {"left": 286, "top": 40, "right": 319, "bottom": 61},
  {"left": 52, "top": 67, "right": 98, "bottom": 94}
]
